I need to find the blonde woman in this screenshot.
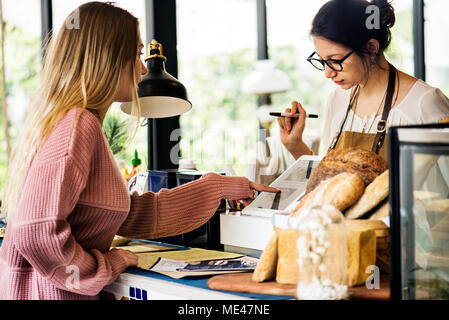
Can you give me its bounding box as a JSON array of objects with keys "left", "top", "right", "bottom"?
[{"left": 0, "top": 2, "right": 277, "bottom": 300}]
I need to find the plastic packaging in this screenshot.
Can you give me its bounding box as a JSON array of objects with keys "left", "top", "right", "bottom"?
[
  {"left": 128, "top": 149, "right": 142, "bottom": 181},
  {"left": 296, "top": 205, "right": 348, "bottom": 300},
  {"left": 117, "top": 160, "right": 129, "bottom": 181}
]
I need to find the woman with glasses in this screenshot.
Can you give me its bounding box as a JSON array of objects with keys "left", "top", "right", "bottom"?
[{"left": 279, "top": 0, "right": 449, "bottom": 161}]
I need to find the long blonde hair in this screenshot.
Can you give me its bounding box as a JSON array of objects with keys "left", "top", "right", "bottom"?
[{"left": 1, "top": 2, "right": 141, "bottom": 219}]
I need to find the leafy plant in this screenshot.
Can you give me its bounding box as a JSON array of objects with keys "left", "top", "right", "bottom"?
[{"left": 103, "top": 109, "right": 131, "bottom": 156}]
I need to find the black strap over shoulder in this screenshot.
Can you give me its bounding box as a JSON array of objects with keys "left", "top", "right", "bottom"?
[
  {"left": 371, "top": 63, "right": 397, "bottom": 154},
  {"left": 329, "top": 63, "right": 397, "bottom": 154}
]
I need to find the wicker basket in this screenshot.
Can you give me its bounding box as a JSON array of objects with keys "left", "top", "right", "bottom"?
[{"left": 376, "top": 235, "right": 390, "bottom": 273}]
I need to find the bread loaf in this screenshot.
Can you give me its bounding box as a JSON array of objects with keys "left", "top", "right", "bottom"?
[
  {"left": 414, "top": 190, "right": 441, "bottom": 201},
  {"left": 413, "top": 154, "right": 439, "bottom": 189},
  {"left": 306, "top": 148, "right": 388, "bottom": 193},
  {"left": 347, "top": 226, "right": 377, "bottom": 287},
  {"left": 345, "top": 219, "right": 389, "bottom": 237},
  {"left": 345, "top": 170, "right": 389, "bottom": 219},
  {"left": 368, "top": 199, "right": 389, "bottom": 220},
  {"left": 440, "top": 117, "right": 449, "bottom": 123},
  {"left": 268, "top": 223, "right": 379, "bottom": 287},
  {"left": 424, "top": 199, "right": 449, "bottom": 213},
  {"left": 252, "top": 233, "right": 278, "bottom": 282},
  {"left": 324, "top": 147, "right": 388, "bottom": 174},
  {"left": 291, "top": 172, "right": 365, "bottom": 218},
  {"left": 275, "top": 228, "right": 298, "bottom": 285}
]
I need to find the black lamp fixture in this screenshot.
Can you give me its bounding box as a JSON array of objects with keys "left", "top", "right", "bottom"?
[{"left": 121, "top": 39, "right": 192, "bottom": 118}]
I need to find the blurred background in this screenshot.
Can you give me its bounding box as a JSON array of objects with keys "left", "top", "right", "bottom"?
[{"left": 0, "top": 0, "right": 447, "bottom": 194}]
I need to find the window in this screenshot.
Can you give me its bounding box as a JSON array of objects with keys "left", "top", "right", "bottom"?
[
  {"left": 177, "top": 0, "right": 258, "bottom": 175},
  {"left": 0, "top": 0, "right": 42, "bottom": 190},
  {"left": 425, "top": 0, "right": 449, "bottom": 96},
  {"left": 266, "top": 0, "right": 333, "bottom": 155},
  {"left": 385, "top": 0, "right": 414, "bottom": 75},
  {"left": 52, "top": 0, "right": 149, "bottom": 170},
  {"left": 266, "top": 0, "right": 415, "bottom": 154}
]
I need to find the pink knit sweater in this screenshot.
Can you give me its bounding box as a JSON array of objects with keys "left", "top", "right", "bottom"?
[{"left": 0, "top": 108, "right": 252, "bottom": 300}]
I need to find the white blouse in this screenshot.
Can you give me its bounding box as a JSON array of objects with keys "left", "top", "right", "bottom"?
[{"left": 320, "top": 79, "right": 449, "bottom": 155}]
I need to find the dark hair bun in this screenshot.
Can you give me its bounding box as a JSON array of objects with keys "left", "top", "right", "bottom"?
[
  {"left": 371, "top": 0, "right": 396, "bottom": 29},
  {"left": 311, "top": 0, "right": 396, "bottom": 54}
]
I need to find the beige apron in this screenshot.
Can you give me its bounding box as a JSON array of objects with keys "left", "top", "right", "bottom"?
[
  {"left": 331, "top": 130, "right": 388, "bottom": 161},
  {"left": 328, "top": 63, "right": 397, "bottom": 162}
]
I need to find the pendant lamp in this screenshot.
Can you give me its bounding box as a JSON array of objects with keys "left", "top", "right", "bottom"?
[{"left": 121, "top": 40, "right": 192, "bottom": 118}]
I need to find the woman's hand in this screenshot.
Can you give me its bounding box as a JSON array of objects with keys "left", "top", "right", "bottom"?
[
  {"left": 278, "top": 101, "right": 313, "bottom": 159},
  {"left": 111, "top": 248, "right": 138, "bottom": 267},
  {"left": 239, "top": 181, "right": 280, "bottom": 207}
]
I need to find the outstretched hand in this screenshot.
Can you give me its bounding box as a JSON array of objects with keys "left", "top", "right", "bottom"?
[{"left": 238, "top": 181, "right": 280, "bottom": 207}]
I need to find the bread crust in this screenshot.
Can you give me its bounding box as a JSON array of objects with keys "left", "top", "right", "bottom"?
[
  {"left": 252, "top": 232, "right": 278, "bottom": 282},
  {"left": 306, "top": 148, "right": 388, "bottom": 193},
  {"left": 368, "top": 199, "right": 390, "bottom": 221},
  {"left": 292, "top": 172, "right": 365, "bottom": 217},
  {"left": 325, "top": 148, "right": 388, "bottom": 174},
  {"left": 275, "top": 228, "right": 298, "bottom": 284},
  {"left": 345, "top": 170, "right": 389, "bottom": 219}
]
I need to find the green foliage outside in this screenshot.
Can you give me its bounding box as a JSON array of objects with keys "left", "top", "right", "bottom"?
[
  {"left": 0, "top": 23, "right": 41, "bottom": 196},
  {"left": 103, "top": 109, "right": 132, "bottom": 157},
  {"left": 0, "top": 4, "right": 447, "bottom": 194},
  {"left": 178, "top": 48, "right": 260, "bottom": 175},
  {"left": 177, "top": 6, "right": 418, "bottom": 175},
  {"left": 103, "top": 104, "right": 149, "bottom": 171}
]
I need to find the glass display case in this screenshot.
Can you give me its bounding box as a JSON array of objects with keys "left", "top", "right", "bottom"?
[{"left": 389, "top": 123, "right": 449, "bottom": 300}]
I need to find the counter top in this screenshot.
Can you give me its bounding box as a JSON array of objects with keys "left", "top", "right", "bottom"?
[{"left": 104, "top": 267, "right": 294, "bottom": 300}]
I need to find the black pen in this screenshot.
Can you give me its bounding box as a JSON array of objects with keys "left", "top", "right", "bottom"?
[{"left": 269, "top": 112, "right": 319, "bottom": 119}]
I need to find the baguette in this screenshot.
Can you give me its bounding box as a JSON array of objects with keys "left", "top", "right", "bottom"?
[
  {"left": 345, "top": 170, "right": 389, "bottom": 219},
  {"left": 368, "top": 200, "right": 390, "bottom": 220},
  {"left": 292, "top": 172, "right": 365, "bottom": 218}
]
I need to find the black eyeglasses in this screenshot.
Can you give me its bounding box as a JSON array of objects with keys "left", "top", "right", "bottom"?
[{"left": 307, "top": 50, "right": 354, "bottom": 72}]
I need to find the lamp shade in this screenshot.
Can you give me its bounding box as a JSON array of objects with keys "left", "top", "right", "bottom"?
[
  {"left": 241, "top": 59, "right": 291, "bottom": 95},
  {"left": 121, "top": 40, "right": 192, "bottom": 118}
]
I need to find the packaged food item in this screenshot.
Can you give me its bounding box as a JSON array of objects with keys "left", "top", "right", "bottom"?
[
  {"left": 117, "top": 160, "right": 129, "bottom": 181},
  {"left": 296, "top": 205, "right": 348, "bottom": 300},
  {"left": 252, "top": 232, "right": 278, "bottom": 282},
  {"left": 128, "top": 149, "right": 142, "bottom": 181}
]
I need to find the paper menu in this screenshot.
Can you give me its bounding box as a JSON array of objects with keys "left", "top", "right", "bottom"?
[
  {"left": 114, "top": 241, "right": 178, "bottom": 254},
  {"left": 137, "top": 248, "right": 244, "bottom": 270},
  {"left": 242, "top": 155, "right": 323, "bottom": 217},
  {"left": 148, "top": 256, "right": 258, "bottom": 279}
]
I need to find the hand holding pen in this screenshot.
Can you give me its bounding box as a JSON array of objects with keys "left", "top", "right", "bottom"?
[
  {"left": 269, "top": 112, "right": 318, "bottom": 118},
  {"left": 277, "top": 101, "right": 315, "bottom": 159}
]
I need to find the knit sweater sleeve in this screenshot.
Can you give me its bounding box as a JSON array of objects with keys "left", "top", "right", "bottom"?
[
  {"left": 118, "top": 173, "right": 252, "bottom": 239},
  {"left": 11, "top": 109, "right": 128, "bottom": 296}
]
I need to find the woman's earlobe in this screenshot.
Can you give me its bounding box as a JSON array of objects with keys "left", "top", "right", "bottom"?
[{"left": 366, "top": 39, "right": 380, "bottom": 55}]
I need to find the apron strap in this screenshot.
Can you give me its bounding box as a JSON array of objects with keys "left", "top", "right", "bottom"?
[
  {"left": 329, "top": 85, "right": 360, "bottom": 151},
  {"left": 371, "top": 63, "right": 397, "bottom": 154}
]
